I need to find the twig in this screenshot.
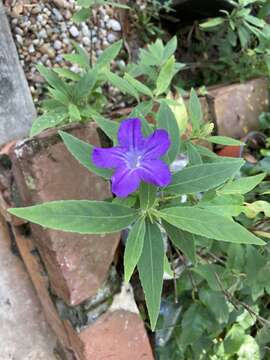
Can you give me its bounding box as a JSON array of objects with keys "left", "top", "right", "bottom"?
[{"left": 214, "top": 270, "right": 270, "bottom": 327}]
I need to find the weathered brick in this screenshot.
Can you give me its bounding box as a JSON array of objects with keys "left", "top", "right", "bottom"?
[
  {"left": 209, "top": 77, "right": 269, "bottom": 138},
  {"left": 9, "top": 225, "right": 154, "bottom": 360},
  {"left": 10, "top": 122, "right": 120, "bottom": 305},
  {"left": 64, "top": 310, "right": 154, "bottom": 360}
]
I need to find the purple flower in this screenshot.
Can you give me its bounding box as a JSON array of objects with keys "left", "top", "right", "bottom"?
[{"left": 92, "top": 118, "right": 172, "bottom": 197}]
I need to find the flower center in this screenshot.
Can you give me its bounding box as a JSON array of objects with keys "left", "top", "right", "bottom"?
[{"left": 125, "top": 151, "right": 142, "bottom": 169}]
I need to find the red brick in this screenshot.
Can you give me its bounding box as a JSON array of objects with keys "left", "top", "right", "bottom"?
[
  {"left": 10, "top": 122, "right": 120, "bottom": 305},
  {"left": 65, "top": 310, "right": 154, "bottom": 360}
]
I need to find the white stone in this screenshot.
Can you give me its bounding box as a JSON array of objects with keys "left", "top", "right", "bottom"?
[
  {"left": 37, "top": 14, "right": 43, "bottom": 23},
  {"left": 109, "top": 284, "right": 139, "bottom": 314},
  {"left": 82, "top": 37, "right": 91, "bottom": 46},
  {"left": 108, "top": 19, "right": 121, "bottom": 32},
  {"left": 15, "top": 34, "right": 23, "bottom": 45},
  {"left": 69, "top": 25, "right": 79, "bottom": 38},
  {"left": 53, "top": 40, "right": 62, "bottom": 50},
  {"left": 55, "top": 54, "right": 63, "bottom": 63},
  {"left": 117, "top": 60, "right": 126, "bottom": 68},
  {"left": 28, "top": 44, "right": 35, "bottom": 54},
  {"left": 107, "top": 32, "right": 118, "bottom": 43},
  {"left": 52, "top": 8, "right": 63, "bottom": 21},
  {"left": 81, "top": 24, "right": 90, "bottom": 37},
  {"left": 37, "top": 29, "right": 47, "bottom": 39}
]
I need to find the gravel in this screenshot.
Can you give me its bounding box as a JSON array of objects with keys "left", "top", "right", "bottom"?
[{"left": 6, "top": 0, "right": 125, "bottom": 106}]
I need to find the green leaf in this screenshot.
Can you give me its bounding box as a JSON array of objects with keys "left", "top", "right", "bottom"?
[
  {"left": 224, "top": 324, "right": 246, "bottom": 355},
  {"left": 227, "top": 244, "right": 245, "bottom": 273},
  {"left": 47, "top": 87, "right": 70, "bottom": 105},
  {"left": 68, "top": 103, "right": 81, "bottom": 121},
  {"left": 158, "top": 206, "right": 265, "bottom": 245},
  {"left": 194, "top": 143, "right": 219, "bottom": 158},
  {"left": 138, "top": 220, "right": 164, "bottom": 330},
  {"left": 238, "top": 25, "right": 251, "bottom": 48},
  {"left": 186, "top": 141, "right": 202, "bottom": 165},
  {"left": 124, "top": 73, "right": 153, "bottom": 98},
  {"left": 73, "top": 42, "right": 90, "bottom": 64},
  {"left": 72, "top": 69, "right": 97, "bottom": 102},
  {"left": 113, "top": 196, "right": 136, "bottom": 208},
  {"left": 139, "top": 182, "right": 157, "bottom": 210},
  {"left": 8, "top": 201, "right": 137, "bottom": 234},
  {"left": 30, "top": 112, "right": 67, "bottom": 137},
  {"left": 188, "top": 88, "right": 203, "bottom": 130},
  {"left": 54, "top": 68, "right": 81, "bottom": 81},
  {"left": 163, "top": 221, "right": 196, "bottom": 263},
  {"left": 157, "top": 101, "right": 180, "bottom": 163},
  {"left": 207, "top": 136, "right": 244, "bottom": 146},
  {"left": 77, "top": 0, "right": 94, "bottom": 7},
  {"left": 200, "top": 17, "right": 225, "bottom": 29},
  {"left": 163, "top": 254, "right": 174, "bottom": 278},
  {"left": 167, "top": 159, "right": 244, "bottom": 195},
  {"left": 37, "top": 65, "right": 70, "bottom": 96},
  {"left": 124, "top": 217, "right": 146, "bottom": 283},
  {"left": 237, "top": 336, "right": 260, "bottom": 360},
  {"left": 192, "top": 263, "right": 225, "bottom": 291},
  {"left": 58, "top": 130, "right": 112, "bottom": 178},
  {"left": 168, "top": 92, "right": 188, "bottom": 134},
  {"left": 236, "top": 307, "right": 258, "bottom": 330},
  {"left": 162, "top": 36, "right": 177, "bottom": 62},
  {"left": 155, "top": 56, "right": 175, "bottom": 96},
  {"left": 179, "top": 304, "right": 208, "bottom": 348},
  {"left": 72, "top": 8, "right": 91, "bottom": 23},
  {"left": 96, "top": 40, "right": 122, "bottom": 68},
  {"left": 130, "top": 101, "right": 153, "bottom": 119},
  {"left": 63, "top": 53, "right": 89, "bottom": 70},
  {"left": 218, "top": 173, "right": 266, "bottom": 195},
  {"left": 92, "top": 114, "right": 119, "bottom": 144},
  {"left": 197, "top": 194, "right": 244, "bottom": 217},
  {"left": 245, "top": 15, "right": 265, "bottom": 29},
  {"left": 104, "top": 70, "right": 139, "bottom": 100},
  {"left": 244, "top": 200, "right": 270, "bottom": 218},
  {"left": 199, "top": 289, "right": 229, "bottom": 324}
]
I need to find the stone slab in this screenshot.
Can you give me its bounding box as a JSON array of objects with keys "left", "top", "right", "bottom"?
[
  {"left": 0, "top": 215, "right": 57, "bottom": 360},
  {"left": 0, "top": 1, "right": 36, "bottom": 146},
  {"left": 10, "top": 122, "right": 120, "bottom": 305}
]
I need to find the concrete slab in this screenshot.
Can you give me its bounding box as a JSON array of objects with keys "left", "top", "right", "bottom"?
[
  {"left": 0, "top": 216, "right": 57, "bottom": 360},
  {"left": 0, "top": 1, "right": 36, "bottom": 146}
]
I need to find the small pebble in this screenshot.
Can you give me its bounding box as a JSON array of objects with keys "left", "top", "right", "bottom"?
[
  {"left": 82, "top": 37, "right": 91, "bottom": 46},
  {"left": 54, "top": 40, "right": 62, "bottom": 50},
  {"left": 10, "top": 0, "right": 128, "bottom": 108},
  {"left": 28, "top": 45, "right": 35, "bottom": 54},
  {"left": 69, "top": 25, "right": 79, "bottom": 38},
  {"left": 52, "top": 8, "right": 63, "bottom": 21},
  {"left": 107, "top": 33, "right": 118, "bottom": 43},
  {"left": 37, "top": 29, "right": 47, "bottom": 39},
  {"left": 108, "top": 19, "right": 121, "bottom": 32}
]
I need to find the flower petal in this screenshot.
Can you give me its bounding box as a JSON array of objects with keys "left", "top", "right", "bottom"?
[
  {"left": 143, "top": 129, "right": 171, "bottom": 159},
  {"left": 111, "top": 167, "right": 141, "bottom": 197},
  {"left": 118, "top": 118, "right": 144, "bottom": 150},
  {"left": 92, "top": 147, "right": 126, "bottom": 169},
  {"left": 139, "top": 159, "right": 172, "bottom": 187}
]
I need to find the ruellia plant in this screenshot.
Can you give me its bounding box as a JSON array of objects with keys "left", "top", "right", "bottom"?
[
  {"left": 31, "top": 37, "right": 185, "bottom": 139},
  {"left": 30, "top": 40, "right": 123, "bottom": 137},
  {"left": 9, "top": 88, "right": 266, "bottom": 331}
]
